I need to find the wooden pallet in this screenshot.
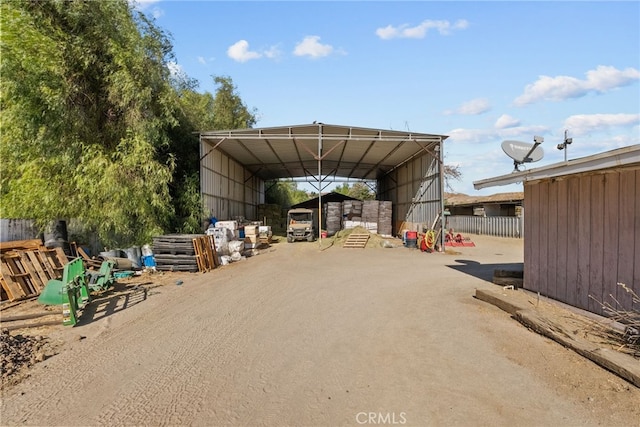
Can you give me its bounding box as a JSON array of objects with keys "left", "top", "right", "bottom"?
[
  {"left": 192, "top": 235, "right": 218, "bottom": 273},
  {"left": 343, "top": 233, "right": 370, "bottom": 249},
  {"left": 0, "top": 241, "right": 68, "bottom": 302}
]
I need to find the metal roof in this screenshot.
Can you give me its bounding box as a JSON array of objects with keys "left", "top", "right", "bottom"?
[
  {"left": 444, "top": 192, "right": 524, "bottom": 206},
  {"left": 199, "top": 123, "right": 447, "bottom": 181},
  {"left": 473, "top": 145, "right": 640, "bottom": 190}
]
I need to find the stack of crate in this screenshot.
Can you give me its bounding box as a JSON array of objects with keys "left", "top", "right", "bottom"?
[
  {"left": 258, "top": 226, "right": 272, "bottom": 245},
  {"left": 243, "top": 225, "right": 260, "bottom": 250}
]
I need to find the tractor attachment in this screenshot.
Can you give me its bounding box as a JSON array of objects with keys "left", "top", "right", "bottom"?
[{"left": 38, "top": 257, "right": 116, "bottom": 326}]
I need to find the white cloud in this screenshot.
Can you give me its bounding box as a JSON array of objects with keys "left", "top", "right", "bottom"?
[
  {"left": 563, "top": 113, "right": 640, "bottom": 136},
  {"left": 495, "top": 114, "right": 521, "bottom": 129},
  {"left": 264, "top": 45, "right": 283, "bottom": 60},
  {"left": 129, "top": 0, "right": 160, "bottom": 9},
  {"left": 166, "top": 61, "right": 184, "bottom": 78},
  {"left": 197, "top": 56, "right": 206, "bottom": 65},
  {"left": 514, "top": 65, "right": 640, "bottom": 106},
  {"left": 293, "top": 36, "right": 334, "bottom": 58},
  {"left": 376, "top": 19, "right": 468, "bottom": 40},
  {"left": 446, "top": 124, "right": 549, "bottom": 144},
  {"left": 445, "top": 98, "right": 491, "bottom": 115},
  {"left": 446, "top": 128, "right": 496, "bottom": 144},
  {"left": 129, "top": 0, "right": 163, "bottom": 18},
  {"left": 227, "top": 40, "right": 262, "bottom": 63}
]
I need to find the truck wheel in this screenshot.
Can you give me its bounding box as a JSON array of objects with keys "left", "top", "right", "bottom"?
[
  {"left": 307, "top": 234, "right": 315, "bottom": 242},
  {"left": 287, "top": 236, "right": 294, "bottom": 243}
]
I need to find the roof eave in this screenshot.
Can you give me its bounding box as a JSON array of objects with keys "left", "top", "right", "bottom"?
[{"left": 473, "top": 145, "right": 640, "bottom": 190}]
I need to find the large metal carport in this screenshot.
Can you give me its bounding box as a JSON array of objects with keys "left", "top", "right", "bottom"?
[{"left": 199, "top": 123, "right": 448, "bottom": 246}]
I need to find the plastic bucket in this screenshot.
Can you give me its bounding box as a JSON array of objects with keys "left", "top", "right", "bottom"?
[
  {"left": 405, "top": 231, "right": 418, "bottom": 248},
  {"left": 142, "top": 255, "right": 156, "bottom": 267}
]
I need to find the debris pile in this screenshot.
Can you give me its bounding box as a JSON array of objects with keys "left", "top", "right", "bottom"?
[
  {"left": 1, "top": 329, "right": 48, "bottom": 385},
  {"left": 590, "top": 283, "right": 640, "bottom": 358}
]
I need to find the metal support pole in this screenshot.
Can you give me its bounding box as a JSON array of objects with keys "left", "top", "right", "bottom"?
[
  {"left": 438, "top": 138, "right": 445, "bottom": 252},
  {"left": 318, "top": 123, "right": 323, "bottom": 247}
]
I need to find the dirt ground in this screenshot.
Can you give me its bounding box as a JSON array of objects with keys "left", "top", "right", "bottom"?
[{"left": 1, "top": 233, "right": 639, "bottom": 427}]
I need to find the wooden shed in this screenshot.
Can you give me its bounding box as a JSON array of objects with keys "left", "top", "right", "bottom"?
[{"left": 474, "top": 145, "right": 640, "bottom": 316}]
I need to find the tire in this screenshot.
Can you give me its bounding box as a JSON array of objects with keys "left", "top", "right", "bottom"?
[{"left": 287, "top": 235, "right": 294, "bottom": 243}]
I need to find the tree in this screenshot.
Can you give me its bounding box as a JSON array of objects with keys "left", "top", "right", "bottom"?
[
  {"left": 443, "top": 164, "right": 463, "bottom": 192},
  {"left": 211, "top": 76, "right": 257, "bottom": 130},
  {"left": 333, "top": 182, "right": 375, "bottom": 200},
  {"left": 1, "top": 0, "right": 177, "bottom": 246},
  {"left": 265, "top": 180, "right": 310, "bottom": 208},
  {"left": 166, "top": 75, "right": 257, "bottom": 233}
]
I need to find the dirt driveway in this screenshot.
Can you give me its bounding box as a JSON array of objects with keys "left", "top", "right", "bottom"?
[{"left": 1, "top": 234, "right": 639, "bottom": 426}]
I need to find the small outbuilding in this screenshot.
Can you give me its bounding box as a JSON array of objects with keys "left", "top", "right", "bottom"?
[
  {"left": 445, "top": 192, "right": 523, "bottom": 217},
  {"left": 474, "top": 145, "right": 640, "bottom": 316}
]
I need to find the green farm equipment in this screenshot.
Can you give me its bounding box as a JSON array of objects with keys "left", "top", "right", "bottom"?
[{"left": 38, "top": 257, "right": 116, "bottom": 326}]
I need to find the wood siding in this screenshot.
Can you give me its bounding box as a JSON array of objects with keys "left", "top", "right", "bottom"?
[{"left": 524, "top": 167, "right": 640, "bottom": 315}]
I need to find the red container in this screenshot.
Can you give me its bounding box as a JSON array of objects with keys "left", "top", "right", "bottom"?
[{"left": 406, "top": 231, "right": 417, "bottom": 240}]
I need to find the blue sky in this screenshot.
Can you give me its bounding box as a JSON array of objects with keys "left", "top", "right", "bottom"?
[{"left": 135, "top": 0, "right": 639, "bottom": 196}]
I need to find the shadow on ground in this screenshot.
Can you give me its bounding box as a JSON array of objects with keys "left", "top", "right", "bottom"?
[
  {"left": 76, "top": 282, "right": 160, "bottom": 326},
  {"left": 448, "top": 259, "right": 524, "bottom": 283}
]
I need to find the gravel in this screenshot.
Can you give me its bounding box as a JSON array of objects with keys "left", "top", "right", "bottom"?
[{"left": 1, "top": 328, "right": 49, "bottom": 386}]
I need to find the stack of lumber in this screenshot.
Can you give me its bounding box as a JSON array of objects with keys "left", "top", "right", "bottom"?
[
  {"left": 152, "top": 234, "right": 202, "bottom": 273},
  {"left": 0, "top": 239, "right": 68, "bottom": 302}
]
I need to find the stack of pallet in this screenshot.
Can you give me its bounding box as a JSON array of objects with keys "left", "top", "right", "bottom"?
[
  {"left": 0, "top": 239, "right": 68, "bottom": 302},
  {"left": 152, "top": 234, "right": 203, "bottom": 273}
]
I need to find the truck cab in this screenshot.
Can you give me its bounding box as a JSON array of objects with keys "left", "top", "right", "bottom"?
[{"left": 286, "top": 208, "right": 316, "bottom": 243}]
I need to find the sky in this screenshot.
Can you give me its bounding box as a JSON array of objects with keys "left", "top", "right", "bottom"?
[{"left": 134, "top": 0, "right": 639, "bottom": 196}]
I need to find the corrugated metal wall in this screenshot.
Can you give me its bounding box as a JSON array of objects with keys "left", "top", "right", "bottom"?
[
  {"left": 446, "top": 215, "right": 523, "bottom": 238},
  {"left": 200, "top": 141, "right": 264, "bottom": 221},
  {"left": 524, "top": 167, "right": 640, "bottom": 316},
  {"left": 378, "top": 150, "right": 442, "bottom": 236},
  {"left": 0, "top": 219, "right": 39, "bottom": 242}
]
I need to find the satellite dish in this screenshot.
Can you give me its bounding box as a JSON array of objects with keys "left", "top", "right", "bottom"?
[{"left": 502, "top": 140, "right": 544, "bottom": 163}]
